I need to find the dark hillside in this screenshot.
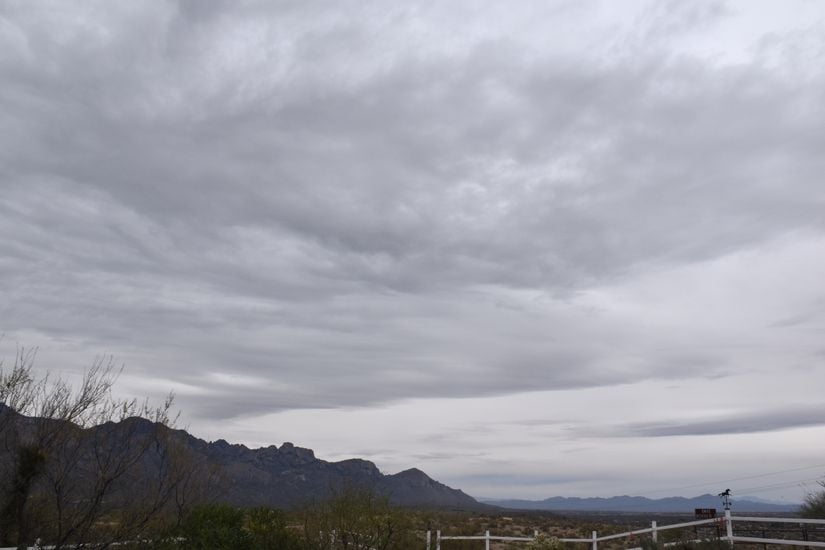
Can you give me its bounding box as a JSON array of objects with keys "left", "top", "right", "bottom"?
[{"left": 1, "top": 407, "right": 485, "bottom": 510}]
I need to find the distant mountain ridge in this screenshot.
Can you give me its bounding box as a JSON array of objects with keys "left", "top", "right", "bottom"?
[
  {"left": 181, "top": 430, "right": 483, "bottom": 509},
  {"left": 0, "top": 405, "right": 484, "bottom": 510},
  {"left": 485, "top": 494, "right": 800, "bottom": 513}
]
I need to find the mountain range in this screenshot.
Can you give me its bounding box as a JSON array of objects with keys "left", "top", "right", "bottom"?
[
  {"left": 1, "top": 405, "right": 803, "bottom": 514},
  {"left": 484, "top": 494, "right": 801, "bottom": 513},
  {"left": 177, "top": 430, "right": 482, "bottom": 509},
  {"left": 0, "top": 404, "right": 482, "bottom": 510}
]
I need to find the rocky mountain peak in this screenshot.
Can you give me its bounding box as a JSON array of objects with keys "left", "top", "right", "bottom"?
[{"left": 1, "top": 409, "right": 486, "bottom": 510}]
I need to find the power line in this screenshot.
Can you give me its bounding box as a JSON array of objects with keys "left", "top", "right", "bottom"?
[
  {"left": 737, "top": 476, "right": 825, "bottom": 495},
  {"left": 636, "top": 462, "right": 825, "bottom": 497}
]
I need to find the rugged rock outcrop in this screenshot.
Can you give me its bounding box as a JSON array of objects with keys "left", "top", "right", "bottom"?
[
  {"left": 176, "top": 430, "right": 481, "bottom": 508},
  {"left": 1, "top": 406, "right": 483, "bottom": 509}
]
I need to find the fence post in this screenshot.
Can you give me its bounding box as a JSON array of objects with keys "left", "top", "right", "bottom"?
[
  {"left": 652, "top": 521, "right": 658, "bottom": 543},
  {"left": 426, "top": 530, "right": 431, "bottom": 550},
  {"left": 436, "top": 529, "right": 441, "bottom": 550},
  {"left": 592, "top": 530, "right": 598, "bottom": 550},
  {"left": 725, "top": 509, "right": 733, "bottom": 544},
  {"left": 485, "top": 529, "right": 491, "bottom": 550},
  {"left": 802, "top": 522, "right": 809, "bottom": 550}
]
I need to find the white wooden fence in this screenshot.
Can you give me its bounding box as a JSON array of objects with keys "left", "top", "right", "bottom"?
[
  {"left": 6, "top": 511, "right": 825, "bottom": 549},
  {"left": 427, "top": 511, "right": 825, "bottom": 550}
]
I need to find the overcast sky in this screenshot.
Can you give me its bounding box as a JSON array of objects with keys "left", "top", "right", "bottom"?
[{"left": 2, "top": 0, "right": 825, "bottom": 504}]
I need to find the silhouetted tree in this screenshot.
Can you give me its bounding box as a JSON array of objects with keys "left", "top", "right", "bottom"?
[
  {"left": 302, "top": 485, "right": 417, "bottom": 550},
  {"left": 800, "top": 481, "right": 825, "bottom": 519},
  {"left": 0, "top": 347, "right": 199, "bottom": 548}
]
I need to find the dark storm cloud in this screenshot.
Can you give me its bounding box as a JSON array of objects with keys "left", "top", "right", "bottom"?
[
  {"left": 2, "top": 0, "right": 824, "bottom": 420},
  {"left": 593, "top": 405, "right": 825, "bottom": 438}
]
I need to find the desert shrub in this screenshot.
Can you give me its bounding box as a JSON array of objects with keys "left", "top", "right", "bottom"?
[
  {"left": 179, "top": 504, "right": 249, "bottom": 549},
  {"left": 801, "top": 481, "right": 825, "bottom": 519},
  {"left": 245, "top": 506, "right": 306, "bottom": 550},
  {"left": 528, "top": 533, "right": 565, "bottom": 550},
  {"left": 302, "top": 485, "right": 418, "bottom": 550}
]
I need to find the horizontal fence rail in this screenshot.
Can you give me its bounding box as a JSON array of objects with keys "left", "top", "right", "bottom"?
[
  {"left": 8, "top": 513, "right": 825, "bottom": 549},
  {"left": 429, "top": 511, "right": 825, "bottom": 550}
]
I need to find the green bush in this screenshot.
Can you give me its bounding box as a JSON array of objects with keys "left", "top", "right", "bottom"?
[
  {"left": 179, "top": 504, "right": 250, "bottom": 550},
  {"left": 245, "top": 507, "right": 305, "bottom": 550},
  {"left": 172, "top": 504, "right": 307, "bottom": 550},
  {"left": 301, "top": 485, "right": 419, "bottom": 549}
]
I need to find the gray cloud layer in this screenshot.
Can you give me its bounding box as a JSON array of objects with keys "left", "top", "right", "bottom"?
[
  {"left": 590, "top": 405, "right": 825, "bottom": 438},
  {"left": 2, "top": 1, "right": 824, "bottom": 431}
]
